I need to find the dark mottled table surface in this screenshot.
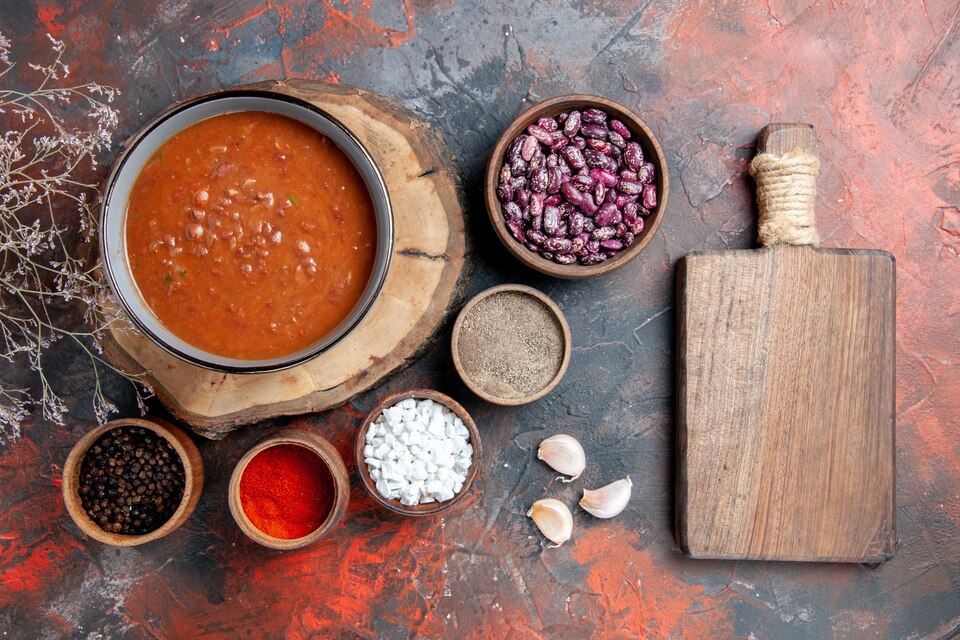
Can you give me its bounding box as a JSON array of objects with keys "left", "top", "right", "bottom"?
[{"left": 1, "top": 1, "right": 959, "bottom": 638}]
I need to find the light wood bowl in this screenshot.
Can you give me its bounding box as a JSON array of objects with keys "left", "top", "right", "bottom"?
[
  {"left": 355, "top": 389, "right": 481, "bottom": 516},
  {"left": 62, "top": 417, "right": 204, "bottom": 546},
  {"left": 451, "top": 284, "right": 572, "bottom": 405},
  {"left": 228, "top": 429, "right": 350, "bottom": 549},
  {"left": 484, "top": 94, "right": 669, "bottom": 279}
]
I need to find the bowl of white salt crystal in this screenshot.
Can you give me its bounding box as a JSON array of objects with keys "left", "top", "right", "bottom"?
[{"left": 355, "top": 389, "right": 481, "bottom": 516}]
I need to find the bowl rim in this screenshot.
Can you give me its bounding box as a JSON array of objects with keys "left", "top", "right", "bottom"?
[
  {"left": 355, "top": 389, "right": 481, "bottom": 516},
  {"left": 450, "top": 284, "right": 572, "bottom": 405},
  {"left": 61, "top": 417, "right": 203, "bottom": 547},
  {"left": 484, "top": 94, "right": 669, "bottom": 279},
  {"left": 227, "top": 429, "right": 351, "bottom": 550},
  {"left": 99, "top": 88, "right": 394, "bottom": 373}
]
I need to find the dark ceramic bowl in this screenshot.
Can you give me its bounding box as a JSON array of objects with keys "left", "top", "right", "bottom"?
[
  {"left": 100, "top": 90, "right": 393, "bottom": 373},
  {"left": 485, "top": 95, "right": 668, "bottom": 279}
]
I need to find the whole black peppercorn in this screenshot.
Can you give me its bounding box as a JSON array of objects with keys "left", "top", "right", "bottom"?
[{"left": 78, "top": 426, "right": 185, "bottom": 536}]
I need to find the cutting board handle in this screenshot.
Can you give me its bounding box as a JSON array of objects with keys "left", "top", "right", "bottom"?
[{"left": 749, "top": 123, "right": 821, "bottom": 247}]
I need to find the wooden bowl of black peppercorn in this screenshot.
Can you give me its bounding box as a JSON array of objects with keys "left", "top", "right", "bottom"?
[{"left": 62, "top": 417, "right": 203, "bottom": 546}]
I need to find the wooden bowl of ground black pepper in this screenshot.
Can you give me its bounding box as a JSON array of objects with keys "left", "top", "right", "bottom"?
[
  {"left": 451, "top": 284, "right": 571, "bottom": 405},
  {"left": 62, "top": 417, "right": 203, "bottom": 547}
]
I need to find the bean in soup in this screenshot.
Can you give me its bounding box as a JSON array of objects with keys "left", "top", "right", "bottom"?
[{"left": 125, "top": 111, "right": 377, "bottom": 360}]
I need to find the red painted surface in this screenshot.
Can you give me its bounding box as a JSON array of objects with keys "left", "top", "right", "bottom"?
[{"left": 0, "top": 1, "right": 958, "bottom": 638}]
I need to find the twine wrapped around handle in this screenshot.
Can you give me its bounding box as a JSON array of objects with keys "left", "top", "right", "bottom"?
[{"left": 748, "top": 150, "right": 821, "bottom": 246}]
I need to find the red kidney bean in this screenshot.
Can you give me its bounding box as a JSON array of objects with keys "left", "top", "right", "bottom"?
[
  {"left": 610, "top": 119, "right": 631, "bottom": 139},
  {"left": 521, "top": 135, "right": 538, "bottom": 161},
  {"left": 546, "top": 154, "right": 558, "bottom": 168},
  {"left": 543, "top": 206, "right": 560, "bottom": 235},
  {"left": 580, "top": 193, "right": 599, "bottom": 215},
  {"left": 544, "top": 194, "right": 562, "bottom": 206},
  {"left": 550, "top": 137, "right": 569, "bottom": 152},
  {"left": 531, "top": 214, "right": 542, "bottom": 232},
  {"left": 593, "top": 182, "right": 605, "bottom": 206},
  {"left": 561, "top": 181, "right": 584, "bottom": 206},
  {"left": 555, "top": 253, "right": 576, "bottom": 265},
  {"left": 582, "top": 108, "right": 607, "bottom": 124},
  {"left": 506, "top": 220, "right": 525, "bottom": 242},
  {"left": 563, "top": 111, "right": 581, "bottom": 137},
  {"left": 615, "top": 193, "right": 638, "bottom": 208},
  {"left": 502, "top": 202, "right": 522, "bottom": 221},
  {"left": 500, "top": 164, "right": 512, "bottom": 182},
  {"left": 515, "top": 187, "right": 530, "bottom": 209},
  {"left": 586, "top": 138, "right": 615, "bottom": 155},
  {"left": 602, "top": 156, "right": 620, "bottom": 173},
  {"left": 571, "top": 136, "right": 587, "bottom": 149},
  {"left": 529, "top": 192, "right": 544, "bottom": 218},
  {"left": 624, "top": 142, "right": 643, "bottom": 170},
  {"left": 594, "top": 203, "right": 622, "bottom": 227},
  {"left": 537, "top": 117, "right": 559, "bottom": 132},
  {"left": 557, "top": 112, "right": 568, "bottom": 123},
  {"left": 526, "top": 229, "right": 547, "bottom": 246},
  {"left": 615, "top": 222, "right": 627, "bottom": 236},
  {"left": 545, "top": 237, "right": 573, "bottom": 252},
  {"left": 569, "top": 232, "right": 585, "bottom": 251},
  {"left": 580, "top": 252, "right": 607, "bottom": 265},
  {"left": 584, "top": 149, "right": 610, "bottom": 168},
  {"left": 556, "top": 222, "right": 568, "bottom": 237},
  {"left": 582, "top": 218, "right": 596, "bottom": 234},
  {"left": 541, "top": 250, "right": 554, "bottom": 260},
  {"left": 526, "top": 125, "right": 554, "bottom": 146},
  {"left": 639, "top": 206, "right": 651, "bottom": 216},
  {"left": 586, "top": 239, "right": 600, "bottom": 252},
  {"left": 642, "top": 183, "right": 657, "bottom": 209},
  {"left": 592, "top": 226, "right": 616, "bottom": 241},
  {"left": 628, "top": 216, "right": 644, "bottom": 235},
  {"left": 571, "top": 173, "right": 594, "bottom": 192},
  {"left": 562, "top": 146, "right": 586, "bottom": 170},
  {"left": 623, "top": 231, "right": 635, "bottom": 246},
  {"left": 604, "top": 189, "right": 618, "bottom": 204},
  {"left": 601, "top": 239, "right": 623, "bottom": 251},
  {"left": 638, "top": 162, "right": 655, "bottom": 184},
  {"left": 621, "top": 170, "right": 637, "bottom": 181},
  {"left": 582, "top": 123, "right": 608, "bottom": 139},
  {"left": 508, "top": 136, "right": 525, "bottom": 163},
  {"left": 591, "top": 168, "right": 618, "bottom": 187},
  {"left": 530, "top": 167, "right": 549, "bottom": 193},
  {"left": 497, "top": 181, "right": 513, "bottom": 203},
  {"left": 526, "top": 242, "right": 541, "bottom": 253},
  {"left": 511, "top": 158, "right": 527, "bottom": 176},
  {"left": 623, "top": 201, "right": 639, "bottom": 220},
  {"left": 617, "top": 179, "right": 643, "bottom": 195},
  {"left": 608, "top": 131, "right": 626, "bottom": 148},
  {"left": 547, "top": 167, "right": 562, "bottom": 193},
  {"left": 568, "top": 213, "right": 585, "bottom": 237}
]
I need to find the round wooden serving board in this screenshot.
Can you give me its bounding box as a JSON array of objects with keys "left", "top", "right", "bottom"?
[{"left": 101, "top": 80, "right": 471, "bottom": 439}]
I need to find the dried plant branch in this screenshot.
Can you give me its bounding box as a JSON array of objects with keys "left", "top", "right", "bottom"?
[{"left": 0, "top": 32, "right": 152, "bottom": 442}]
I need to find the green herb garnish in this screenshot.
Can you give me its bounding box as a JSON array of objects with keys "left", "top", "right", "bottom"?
[
  {"left": 290, "top": 195, "right": 299, "bottom": 206},
  {"left": 179, "top": 269, "right": 188, "bottom": 278},
  {"left": 163, "top": 272, "right": 172, "bottom": 283}
]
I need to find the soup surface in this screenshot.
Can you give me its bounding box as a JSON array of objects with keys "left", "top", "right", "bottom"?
[{"left": 125, "top": 111, "right": 377, "bottom": 360}]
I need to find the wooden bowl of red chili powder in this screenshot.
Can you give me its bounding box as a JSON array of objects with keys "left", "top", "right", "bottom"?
[{"left": 228, "top": 430, "right": 350, "bottom": 549}]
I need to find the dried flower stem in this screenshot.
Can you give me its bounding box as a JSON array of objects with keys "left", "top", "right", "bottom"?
[{"left": 0, "top": 32, "right": 151, "bottom": 442}]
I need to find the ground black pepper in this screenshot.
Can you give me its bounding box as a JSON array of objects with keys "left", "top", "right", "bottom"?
[{"left": 78, "top": 426, "right": 185, "bottom": 535}]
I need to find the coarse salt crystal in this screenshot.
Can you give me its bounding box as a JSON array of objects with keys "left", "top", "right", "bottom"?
[{"left": 364, "top": 396, "right": 474, "bottom": 506}]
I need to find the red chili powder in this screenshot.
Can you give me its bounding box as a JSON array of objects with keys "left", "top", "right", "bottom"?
[{"left": 239, "top": 444, "right": 334, "bottom": 540}]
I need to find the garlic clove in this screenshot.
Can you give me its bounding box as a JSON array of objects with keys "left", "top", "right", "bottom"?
[
  {"left": 527, "top": 498, "right": 573, "bottom": 548},
  {"left": 537, "top": 434, "right": 586, "bottom": 482},
  {"left": 579, "top": 476, "right": 633, "bottom": 519}
]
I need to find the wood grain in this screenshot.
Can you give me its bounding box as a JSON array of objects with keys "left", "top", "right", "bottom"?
[
  {"left": 676, "top": 124, "right": 896, "bottom": 562},
  {"left": 101, "top": 80, "right": 471, "bottom": 439}
]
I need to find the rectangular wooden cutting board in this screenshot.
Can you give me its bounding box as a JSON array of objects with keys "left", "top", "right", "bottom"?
[{"left": 676, "top": 124, "right": 896, "bottom": 562}]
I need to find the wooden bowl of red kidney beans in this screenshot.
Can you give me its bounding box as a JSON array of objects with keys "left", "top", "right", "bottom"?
[{"left": 485, "top": 95, "right": 669, "bottom": 279}]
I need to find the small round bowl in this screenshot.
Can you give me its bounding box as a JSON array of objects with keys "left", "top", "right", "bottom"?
[
  {"left": 228, "top": 429, "right": 350, "bottom": 550},
  {"left": 100, "top": 89, "right": 394, "bottom": 373},
  {"left": 355, "top": 389, "right": 481, "bottom": 516},
  {"left": 451, "top": 284, "right": 571, "bottom": 405},
  {"left": 62, "top": 417, "right": 203, "bottom": 547},
  {"left": 485, "top": 94, "right": 669, "bottom": 279}
]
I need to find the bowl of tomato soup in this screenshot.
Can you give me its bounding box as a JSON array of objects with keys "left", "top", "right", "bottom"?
[{"left": 100, "top": 91, "right": 393, "bottom": 372}]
